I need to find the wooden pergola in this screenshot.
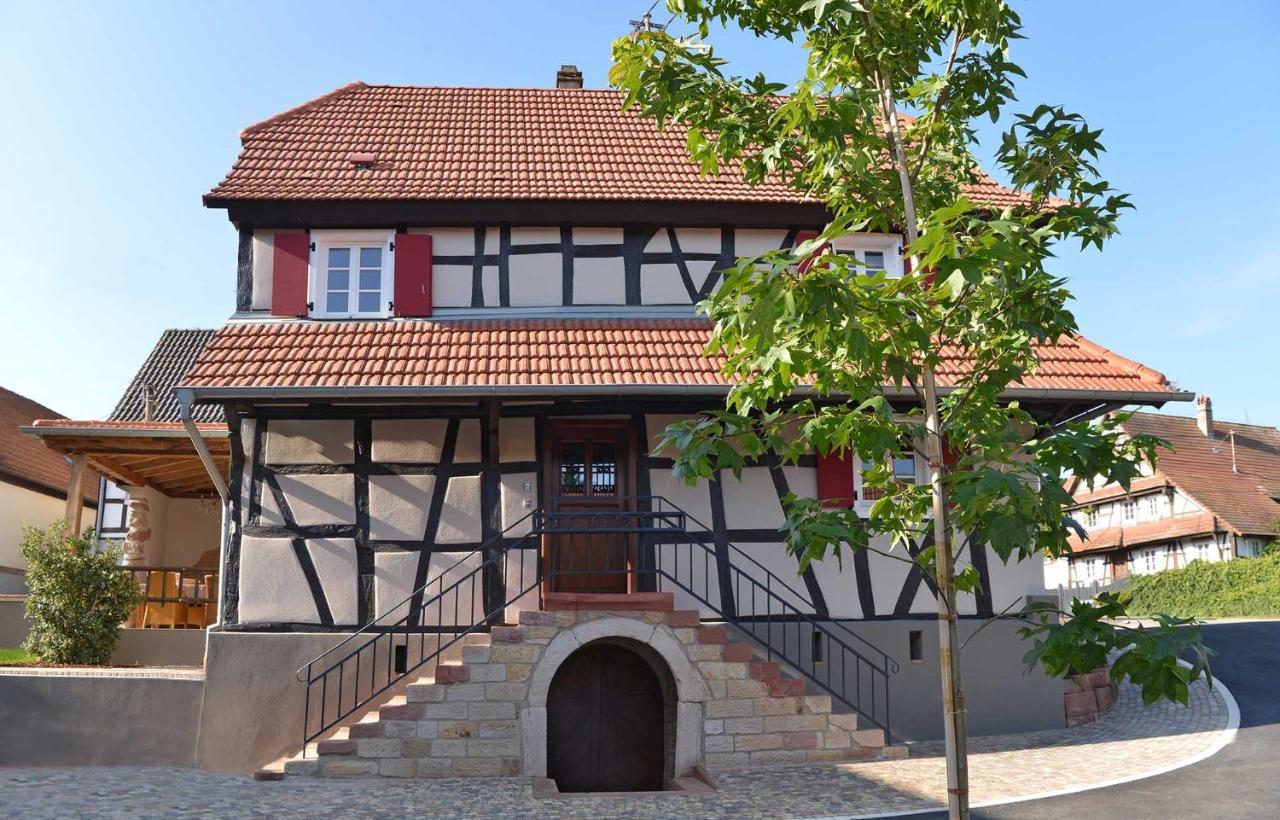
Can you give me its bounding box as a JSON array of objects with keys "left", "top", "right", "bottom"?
[{"left": 21, "top": 421, "right": 230, "bottom": 534}]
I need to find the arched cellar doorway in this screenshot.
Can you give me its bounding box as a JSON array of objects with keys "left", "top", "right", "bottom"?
[{"left": 546, "top": 639, "right": 676, "bottom": 792}]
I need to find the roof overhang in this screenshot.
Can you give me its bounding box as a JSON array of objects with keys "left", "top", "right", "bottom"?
[
  {"left": 178, "top": 384, "right": 1192, "bottom": 427},
  {"left": 21, "top": 422, "right": 230, "bottom": 499}
]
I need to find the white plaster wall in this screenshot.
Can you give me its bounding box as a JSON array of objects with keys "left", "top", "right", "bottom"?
[
  {"left": 482, "top": 266, "right": 500, "bottom": 306},
  {"left": 0, "top": 481, "right": 91, "bottom": 573},
  {"left": 433, "top": 265, "right": 473, "bottom": 307},
  {"left": 368, "top": 474, "right": 436, "bottom": 540},
  {"left": 373, "top": 549, "right": 484, "bottom": 624},
  {"left": 734, "top": 229, "right": 789, "bottom": 258},
  {"left": 640, "top": 263, "right": 689, "bottom": 305},
  {"left": 500, "top": 473, "right": 537, "bottom": 534},
  {"left": 371, "top": 419, "right": 448, "bottom": 463},
  {"left": 307, "top": 538, "right": 359, "bottom": 624},
  {"left": 437, "top": 475, "right": 482, "bottom": 544},
  {"left": 509, "top": 254, "right": 562, "bottom": 306},
  {"left": 572, "top": 257, "right": 626, "bottom": 304},
  {"left": 238, "top": 536, "right": 318, "bottom": 623},
  {"left": 718, "top": 468, "right": 785, "bottom": 530},
  {"left": 411, "top": 226, "right": 472, "bottom": 255},
  {"left": 265, "top": 420, "right": 354, "bottom": 465},
  {"left": 733, "top": 541, "right": 814, "bottom": 614},
  {"left": 454, "top": 419, "right": 482, "bottom": 464},
  {"left": 499, "top": 417, "right": 535, "bottom": 463},
  {"left": 510, "top": 227, "right": 560, "bottom": 246},
  {"left": 260, "top": 474, "right": 356, "bottom": 527}
]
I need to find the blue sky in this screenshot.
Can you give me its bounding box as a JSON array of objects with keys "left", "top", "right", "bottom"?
[{"left": 1, "top": 1, "right": 1276, "bottom": 425}]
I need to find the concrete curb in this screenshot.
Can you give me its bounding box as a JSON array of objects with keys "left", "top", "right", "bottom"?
[{"left": 811, "top": 658, "right": 1240, "bottom": 819}]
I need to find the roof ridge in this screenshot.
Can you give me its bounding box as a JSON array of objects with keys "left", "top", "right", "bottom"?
[{"left": 240, "top": 81, "right": 368, "bottom": 140}]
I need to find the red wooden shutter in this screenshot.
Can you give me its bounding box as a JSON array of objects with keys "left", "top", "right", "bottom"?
[
  {"left": 816, "top": 450, "right": 855, "bottom": 508},
  {"left": 271, "top": 232, "right": 310, "bottom": 317},
  {"left": 393, "top": 234, "right": 432, "bottom": 317},
  {"left": 794, "top": 230, "right": 830, "bottom": 274}
]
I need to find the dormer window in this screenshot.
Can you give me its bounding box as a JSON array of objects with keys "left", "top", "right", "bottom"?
[
  {"left": 832, "top": 234, "right": 901, "bottom": 277},
  {"left": 310, "top": 230, "right": 395, "bottom": 319}
]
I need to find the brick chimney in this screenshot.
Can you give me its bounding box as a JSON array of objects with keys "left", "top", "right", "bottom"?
[
  {"left": 555, "top": 65, "right": 583, "bottom": 89},
  {"left": 1196, "top": 394, "right": 1214, "bottom": 439}
]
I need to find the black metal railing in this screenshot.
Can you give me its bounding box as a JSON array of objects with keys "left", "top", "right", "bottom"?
[{"left": 297, "top": 497, "right": 897, "bottom": 749}]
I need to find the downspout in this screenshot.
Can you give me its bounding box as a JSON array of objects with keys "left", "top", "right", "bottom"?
[{"left": 176, "top": 388, "right": 231, "bottom": 628}]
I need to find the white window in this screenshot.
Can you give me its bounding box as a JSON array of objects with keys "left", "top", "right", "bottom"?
[
  {"left": 94, "top": 479, "right": 129, "bottom": 550},
  {"left": 1085, "top": 508, "right": 1098, "bottom": 528},
  {"left": 310, "top": 230, "right": 395, "bottom": 318},
  {"left": 1122, "top": 500, "right": 1136, "bottom": 522},
  {"left": 1143, "top": 495, "right": 1159, "bottom": 519},
  {"left": 832, "top": 234, "right": 901, "bottom": 278},
  {"left": 854, "top": 447, "right": 917, "bottom": 505},
  {"left": 1140, "top": 548, "right": 1158, "bottom": 573}
]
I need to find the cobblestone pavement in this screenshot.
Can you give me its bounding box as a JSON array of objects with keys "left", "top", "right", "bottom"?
[{"left": 1, "top": 676, "right": 1229, "bottom": 819}]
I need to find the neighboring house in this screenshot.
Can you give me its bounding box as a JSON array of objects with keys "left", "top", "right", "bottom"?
[
  {"left": 1048, "top": 396, "right": 1280, "bottom": 589},
  {"left": 0, "top": 388, "right": 96, "bottom": 593},
  {"left": 22, "top": 330, "right": 226, "bottom": 622},
  {"left": 23, "top": 68, "right": 1192, "bottom": 781}
]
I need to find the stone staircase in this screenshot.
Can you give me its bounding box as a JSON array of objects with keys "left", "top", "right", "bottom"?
[{"left": 261, "top": 603, "right": 902, "bottom": 781}]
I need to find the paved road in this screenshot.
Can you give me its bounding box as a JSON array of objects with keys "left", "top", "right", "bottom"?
[{"left": 930, "top": 620, "right": 1276, "bottom": 819}]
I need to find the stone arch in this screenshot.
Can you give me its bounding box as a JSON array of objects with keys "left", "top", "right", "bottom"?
[{"left": 520, "top": 617, "right": 708, "bottom": 778}]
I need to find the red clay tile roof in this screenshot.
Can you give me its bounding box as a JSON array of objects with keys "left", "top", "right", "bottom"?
[
  {"left": 1069, "top": 512, "right": 1220, "bottom": 554},
  {"left": 1122, "top": 413, "right": 1280, "bottom": 536},
  {"left": 0, "top": 387, "right": 97, "bottom": 503},
  {"left": 177, "top": 319, "right": 1180, "bottom": 398},
  {"left": 1067, "top": 474, "right": 1172, "bottom": 508},
  {"left": 1067, "top": 411, "right": 1280, "bottom": 553},
  {"left": 205, "top": 84, "right": 1036, "bottom": 208}
]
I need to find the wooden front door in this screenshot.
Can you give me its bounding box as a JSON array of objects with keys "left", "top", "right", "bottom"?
[
  {"left": 543, "top": 420, "right": 634, "bottom": 594},
  {"left": 546, "top": 642, "right": 666, "bottom": 792}
]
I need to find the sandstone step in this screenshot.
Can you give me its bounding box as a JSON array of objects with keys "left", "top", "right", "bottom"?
[{"left": 542, "top": 591, "right": 675, "bottom": 611}]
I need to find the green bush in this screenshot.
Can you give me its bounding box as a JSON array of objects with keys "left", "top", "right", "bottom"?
[
  {"left": 1125, "top": 550, "right": 1280, "bottom": 619},
  {"left": 21, "top": 522, "right": 141, "bottom": 665}
]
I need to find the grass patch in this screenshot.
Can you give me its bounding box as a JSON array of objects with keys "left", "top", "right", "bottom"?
[
  {"left": 0, "top": 647, "right": 38, "bottom": 666},
  {"left": 1125, "top": 549, "right": 1280, "bottom": 619}
]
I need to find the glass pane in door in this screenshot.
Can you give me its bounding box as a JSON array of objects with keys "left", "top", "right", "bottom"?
[
  {"left": 559, "top": 442, "right": 586, "bottom": 496},
  {"left": 590, "top": 441, "right": 617, "bottom": 495}
]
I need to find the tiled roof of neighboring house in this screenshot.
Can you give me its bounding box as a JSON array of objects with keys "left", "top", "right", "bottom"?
[
  {"left": 1068, "top": 475, "right": 1172, "bottom": 508},
  {"left": 1125, "top": 413, "right": 1280, "bottom": 536},
  {"left": 1067, "top": 411, "right": 1280, "bottom": 553},
  {"left": 205, "top": 84, "right": 1037, "bottom": 208},
  {"left": 109, "top": 329, "right": 222, "bottom": 423},
  {"left": 1070, "top": 513, "right": 1220, "bottom": 555},
  {"left": 178, "top": 319, "right": 1180, "bottom": 398},
  {"left": 0, "top": 387, "right": 97, "bottom": 503}
]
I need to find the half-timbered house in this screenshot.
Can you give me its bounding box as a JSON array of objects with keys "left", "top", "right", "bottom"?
[{"left": 26, "top": 67, "right": 1192, "bottom": 787}]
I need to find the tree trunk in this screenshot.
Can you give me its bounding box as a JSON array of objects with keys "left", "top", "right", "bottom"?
[{"left": 878, "top": 81, "right": 971, "bottom": 820}]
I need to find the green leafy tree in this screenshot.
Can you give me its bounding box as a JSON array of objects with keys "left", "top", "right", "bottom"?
[
  {"left": 611, "top": 2, "right": 1207, "bottom": 815},
  {"left": 21, "top": 522, "right": 141, "bottom": 665}
]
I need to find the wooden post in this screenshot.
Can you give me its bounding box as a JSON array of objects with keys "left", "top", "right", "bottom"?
[{"left": 65, "top": 453, "right": 87, "bottom": 535}]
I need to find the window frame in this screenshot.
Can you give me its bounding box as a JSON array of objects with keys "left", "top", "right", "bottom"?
[
  {"left": 830, "top": 233, "right": 902, "bottom": 278},
  {"left": 308, "top": 229, "right": 397, "bottom": 319},
  {"left": 852, "top": 444, "right": 921, "bottom": 509},
  {"left": 1122, "top": 499, "right": 1137, "bottom": 522}
]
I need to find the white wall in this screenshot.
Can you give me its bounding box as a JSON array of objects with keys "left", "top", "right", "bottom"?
[
  {"left": 0, "top": 480, "right": 92, "bottom": 580},
  {"left": 248, "top": 226, "right": 904, "bottom": 312}
]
